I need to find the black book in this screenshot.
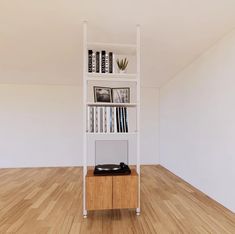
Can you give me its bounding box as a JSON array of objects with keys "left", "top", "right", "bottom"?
[
  {"left": 122, "top": 107, "right": 126, "bottom": 133},
  {"left": 109, "top": 52, "right": 113, "bottom": 73},
  {"left": 101, "top": 50, "right": 106, "bottom": 73},
  {"left": 96, "top": 52, "right": 100, "bottom": 73},
  {"left": 88, "top": 50, "right": 92, "bottom": 73},
  {"left": 116, "top": 107, "right": 120, "bottom": 133},
  {"left": 124, "top": 107, "right": 128, "bottom": 132}
]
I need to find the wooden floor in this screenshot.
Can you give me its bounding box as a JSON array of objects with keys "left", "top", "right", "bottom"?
[{"left": 0, "top": 166, "right": 234, "bottom": 233}]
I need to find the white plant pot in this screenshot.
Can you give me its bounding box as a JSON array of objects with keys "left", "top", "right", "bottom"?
[{"left": 119, "top": 70, "right": 126, "bottom": 74}]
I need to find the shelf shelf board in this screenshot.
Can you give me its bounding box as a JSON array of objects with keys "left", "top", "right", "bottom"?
[
  {"left": 86, "top": 102, "right": 137, "bottom": 107},
  {"left": 86, "top": 132, "right": 138, "bottom": 136},
  {"left": 87, "top": 42, "right": 136, "bottom": 55},
  {"left": 86, "top": 73, "right": 137, "bottom": 82}
]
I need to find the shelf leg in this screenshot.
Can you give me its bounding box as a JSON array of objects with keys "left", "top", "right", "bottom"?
[
  {"left": 83, "top": 210, "right": 87, "bottom": 218},
  {"left": 136, "top": 207, "right": 140, "bottom": 216}
]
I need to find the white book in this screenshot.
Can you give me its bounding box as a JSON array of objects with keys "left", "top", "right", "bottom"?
[
  {"left": 110, "top": 107, "right": 113, "bottom": 132},
  {"left": 97, "top": 107, "right": 100, "bottom": 133},
  {"left": 114, "top": 107, "right": 117, "bottom": 133},
  {"left": 95, "top": 107, "right": 98, "bottom": 133},
  {"left": 104, "top": 107, "right": 107, "bottom": 133},
  {"left": 92, "top": 52, "right": 96, "bottom": 72},
  {"left": 100, "top": 107, "right": 104, "bottom": 133},
  {"left": 110, "top": 107, "right": 112, "bottom": 132},
  {"left": 92, "top": 107, "right": 95, "bottom": 132},
  {"left": 103, "top": 107, "right": 105, "bottom": 133},
  {"left": 105, "top": 53, "right": 109, "bottom": 73},
  {"left": 106, "top": 107, "right": 110, "bottom": 133},
  {"left": 111, "top": 107, "right": 114, "bottom": 132}
]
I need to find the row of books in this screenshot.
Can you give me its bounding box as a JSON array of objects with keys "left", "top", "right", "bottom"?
[
  {"left": 87, "top": 107, "right": 129, "bottom": 133},
  {"left": 88, "top": 50, "right": 114, "bottom": 73}
]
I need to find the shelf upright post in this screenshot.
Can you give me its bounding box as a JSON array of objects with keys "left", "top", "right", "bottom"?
[
  {"left": 136, "top": 24, "right": 141, "bottom": 215},
  {"left": 83, "top": 21, "right": 88, "bottom": 218}
]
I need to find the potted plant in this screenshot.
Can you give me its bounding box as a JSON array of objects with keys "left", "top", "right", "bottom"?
[{"left": 116, "top": 58, "right": 128, "bottom": 73}]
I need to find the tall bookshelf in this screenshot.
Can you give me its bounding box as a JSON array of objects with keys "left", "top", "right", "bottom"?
[{"left": 83, "top": 21, "right": 140, "bottom": 217}]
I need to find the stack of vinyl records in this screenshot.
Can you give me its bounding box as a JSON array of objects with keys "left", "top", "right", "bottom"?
[{"left": 88, "top": 106, "right": 128, "bottom": 133}]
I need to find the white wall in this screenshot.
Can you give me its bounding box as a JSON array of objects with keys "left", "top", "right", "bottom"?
[
  {"left": 0, "top": 84, "right": 159, "bottom": 168},
  {"left": 0, "top": 85, "right": 82, "bottom": 168},
  {"left": 141, "top": 87, "right": 159, "bottom": 164},
  {"left": 160, "top": 30, "right": 235, "bottom": 212}
]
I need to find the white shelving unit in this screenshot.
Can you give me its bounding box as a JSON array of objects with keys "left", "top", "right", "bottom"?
[
  {"left": 83, "top": 21, "right": 141, "bottom": 217},
  {"left": 86, "top": 102, "right": 137, "bottom": 107}
]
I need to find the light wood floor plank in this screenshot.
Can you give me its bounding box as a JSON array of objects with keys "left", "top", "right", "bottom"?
[{"left": 0, "top": 165, "right": 234, "bottom": 233}]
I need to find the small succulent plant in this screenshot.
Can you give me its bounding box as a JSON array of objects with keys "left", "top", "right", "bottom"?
[{"left": 116, "top": 58, "right": 128, "bottom": 71}]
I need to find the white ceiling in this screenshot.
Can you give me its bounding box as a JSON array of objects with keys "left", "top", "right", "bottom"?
[{"left": 1, "top": 0, "right": 235, "bottom": 87}]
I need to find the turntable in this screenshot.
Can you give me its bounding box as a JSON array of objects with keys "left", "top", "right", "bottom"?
[{"left": 94, "top": 162, "right": 131, "bottom": 176}]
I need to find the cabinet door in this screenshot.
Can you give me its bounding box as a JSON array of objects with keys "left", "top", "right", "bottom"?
[
  {"left": 86, "top": 176, "right": 112, "bottom": 210},
  {"left": 113, "top": 174, "right": 138, "bottom": 209}
]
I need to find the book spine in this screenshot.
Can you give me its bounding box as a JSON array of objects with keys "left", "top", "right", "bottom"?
[
  {"left": 101, "top": 50, "right": 106, "bottom": 73},
  {"left": 98, "top": 107, "right": 100, "bottom": 133},
  {"left": 104, "top": 107, "right": 107, "bottom": 132},
  {"left": 122, "top": 107, "right": 126, "bottom": 133},
  {"left": 106, "top": 107, "right": 110, "bottom": 133},
  {"left": 92, "top": 52, "right": 96, "bottom": 72},
  {"left": 96, "top": 52, "right": 100, "bottom": 73},
  {"left": 88, "top": 50, "right": 93, "bottom": 73},
  {"left": 114, "top": 107, "right": 117, "bottom": 133},
  {"left": 119, "top": 107, "right": 123, "bottom": 132},
  {"left": 100, "top": 52, "right": 102, "bottom": 73},
  {"left": 116, "top": 107, "right": 119, "bottom": 133},
  {"left": 95, "top": 107, "right": 98, "bottom": 132},
  {"left": 91, "top": 107, "right": 93, "bottom": 132},
  {"left": 109, "top": 107, "right": 112, "bottom": 132},
  {"left": 105, "top": 53, "right": 109, "bottom": 73},
  {"left": 125, "top": 107, "right": 128, "bottom": 133},
  {"left": 109, "top": 52, "right": 113, "bottom": 73},
  {"left": 103, "top": 107, "right": 105, "bottom": 133},
  {"left": 100, "top": 107, "right": 103, "bottom": 133}
]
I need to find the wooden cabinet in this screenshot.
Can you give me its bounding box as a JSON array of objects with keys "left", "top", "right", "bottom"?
[
  {"left": 86, "top": 169, "right": 138, "bottom": 211},
  {"left": 113, "top": 171, "right": 138, "bottom": 209},
  {"left": 86, "top": 172, "right": 112, "bottom": 210}
]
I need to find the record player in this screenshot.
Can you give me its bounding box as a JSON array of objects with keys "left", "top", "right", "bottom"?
[{"left": 94, "top": 162, "right": 131, "bottom": 176}]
